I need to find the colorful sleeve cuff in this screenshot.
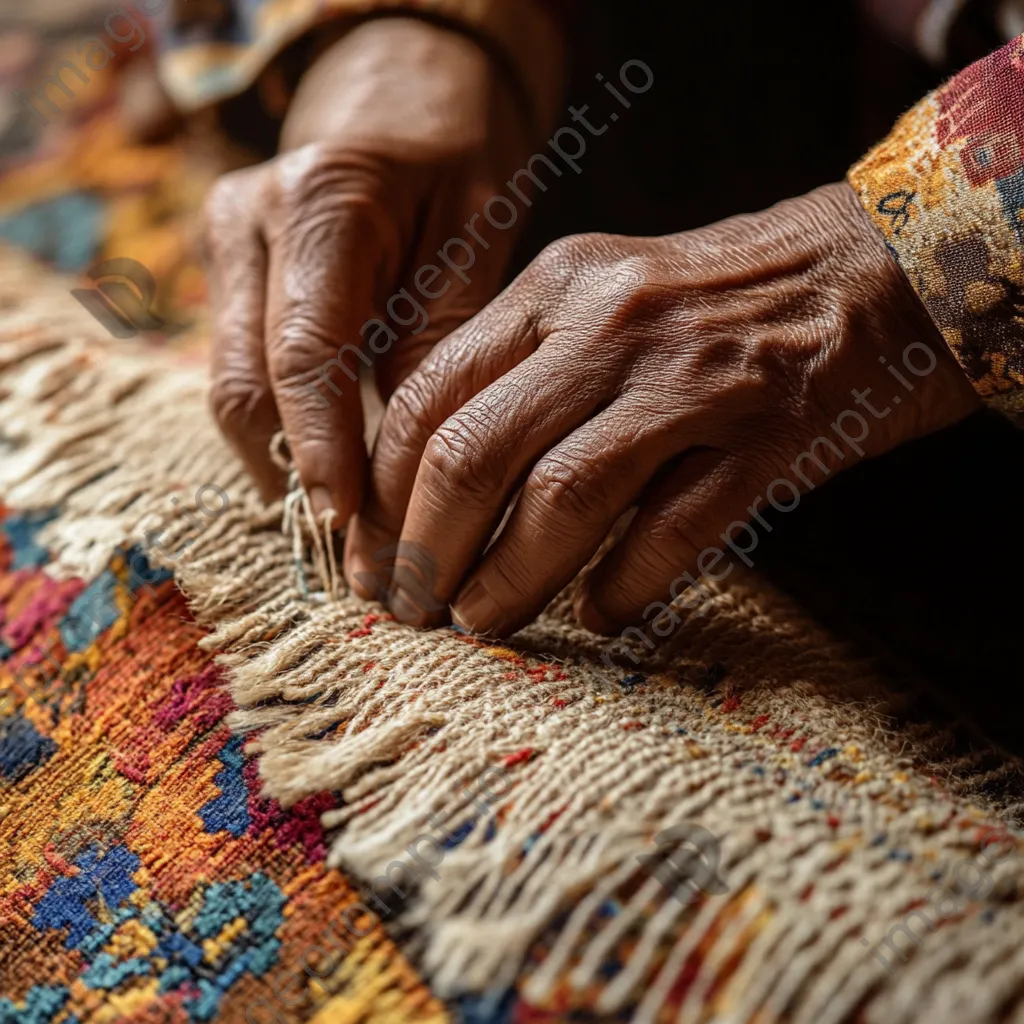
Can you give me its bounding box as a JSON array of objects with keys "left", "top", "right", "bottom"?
[
  {"left": 847, "top": 33, "right": 1024, "bottom": 418},
  {"left": 157, "top": 0, "right": 566, "bottom": 135}
]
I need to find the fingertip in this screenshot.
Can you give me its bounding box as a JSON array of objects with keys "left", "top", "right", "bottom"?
[
  {"left": 388, "top": 586, "right": 439, "bottom": 628},
  {"left": 292, "top": 435, "right": 367, "bottom": 523},
  {"left": 573, "top": 589, "right": 622, "bottom": 637},
  {"left": 451, "top": 579, "right": 503, "bottom": 636},
  {"left": 346, "top": 557, "right": 385, "bottom": 602},
  {"left": 308, "top": 486, "right": 335, "bottom": 520},
  {"left": 344, "top": 513, "right": 396, "bottom": 602}
]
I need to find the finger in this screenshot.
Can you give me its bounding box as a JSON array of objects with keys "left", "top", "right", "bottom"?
[
  {"left": 449, "top": 402, "right": 694, "bottom": 637},
  {"left": 205, "top": 170, "right": 283, "bottom": 500},
  {"left": 577, "top": 451, "right": 770, "bottom": 634},
  {"left": 387, "top": 340, "right": 619, "bottom": 626},
  {"left": 344, "top": 282, "right": 540, "bottom": 599},
  {"left": 373, "top": 183, "right": 516, "bottom": 402},
  {"left": 263, "top": 172, "right": 391, "bottom": 524}
]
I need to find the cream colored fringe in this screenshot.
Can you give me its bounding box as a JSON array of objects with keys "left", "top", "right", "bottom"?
[{"left": 3, "top": 249, "right": 1024, "bottom": 1023}]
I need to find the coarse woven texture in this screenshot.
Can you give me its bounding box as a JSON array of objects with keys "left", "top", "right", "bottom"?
[
  {"left": 848, "top": 31, "right": 1024, "bottom": 418},
  {"left": 0, "top": 263, "right": 447, "bottom": 1021},
  {"left": 0, "top": 549, "right": 446, "bottom": 1024},
  {"left": 3, "top": 245, "right": 1024, "bottom": 1023}
]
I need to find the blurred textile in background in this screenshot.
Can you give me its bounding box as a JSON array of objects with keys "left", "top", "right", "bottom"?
[{"left": 0, "top": 0, "right": 217, "bottom": 334}]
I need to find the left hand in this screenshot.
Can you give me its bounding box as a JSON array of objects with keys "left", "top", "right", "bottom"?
[
  {"left": 345, "top": 183, "right": 980, "bottom": 636},
  {"left": 204, "top": 17, "right": 541, "bottom": 522}
]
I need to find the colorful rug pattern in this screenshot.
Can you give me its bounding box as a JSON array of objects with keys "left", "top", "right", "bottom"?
[
  {"left": 0, "top": 509, "right": 448, "bottom": 1024},
  {"left": 5, "top": 250, "right": 1024, "bottom": 1024}
]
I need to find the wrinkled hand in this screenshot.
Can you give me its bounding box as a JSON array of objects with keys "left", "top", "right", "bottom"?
[
  {"left": 348, "top": 183, "right": 980, "bottom": 635},
  {"left": 205, "top": 17, "right": 535, "bottom": 520}
]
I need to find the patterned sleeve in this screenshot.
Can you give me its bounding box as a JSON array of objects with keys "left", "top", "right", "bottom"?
[
  {"left": 152, "top": 0, "right": 570, "bottom": 134},
  {"left": 847, "top": 33, "right": 1024, "bottom": 418}
]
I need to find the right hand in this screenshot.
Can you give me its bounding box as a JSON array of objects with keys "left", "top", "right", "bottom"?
[
  {"left": 204, "top": 16, "right": 541, "bottom": 534},
  {"left": 351, "top": 184, "right": 980, "bottom": 636}
]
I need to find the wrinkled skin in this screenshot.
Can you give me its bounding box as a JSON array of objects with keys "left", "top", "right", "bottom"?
[
  {"left": 346, "top": 183, "right": 980, "bottom": 635},
  {"left": 204, "top": 17, "right": 537, "bottom": 521},
  {"left": 204, "top": 21, "right": 980, "bottom": 638}
]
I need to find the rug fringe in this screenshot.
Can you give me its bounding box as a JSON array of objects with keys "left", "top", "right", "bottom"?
[{"left": 4, "top": 252, "right": 1024, "bottom": 1022}]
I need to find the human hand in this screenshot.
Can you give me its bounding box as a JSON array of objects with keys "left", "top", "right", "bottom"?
[
  {"left": 205, "top": 16, "right": 539, "bottom": 521},
  {"left": 348, "top": 183, "right": 980, "bottom": 635}
]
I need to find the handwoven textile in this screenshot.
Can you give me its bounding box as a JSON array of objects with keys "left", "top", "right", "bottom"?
[
  {"left": 3, "top": 245, "right": 1024, "bottom": 1023},
  {"left": 0, "top": 554, "right": 445, "bottom": 1024},
  {"left": 0, "top": 254, "right": 445, "bottom": 1023},
  {"left": 0, "top": 11, "right": 212, "bottom": 332}
]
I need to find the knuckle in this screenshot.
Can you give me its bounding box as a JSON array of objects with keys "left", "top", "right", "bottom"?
[
  {"left": 200, "top": 170, "right": 265, "bottom": 277},
  {"left": 373, "top": 371, "right": 445, "bottom": 471},
  {"left": 609, "top": 276, "right": 669, "bottom": 329},
  {"left": 526, "top": 455, "right": 610, "bottom": 522},
  {"left": 591, "top": 254, "right": 677, "bottom": 340},
  {"left": 536, "top": 231, "right": 626, "bottom": 274},
  {"left": 202, "top": 172, "right": 252, "bottom": 240},
  {"left": 526, "top": 233, "right": 635, "bottom": 328},
  {"left": 269, "top": 147, "right": 333, "bottom": 211},
  {"left": 423, "top": 415, "right": 500, "bottom": 503},
  {"left": 201, "top": 177, "right": 233, "bottom": 230},
  {"left": 534, "top": 233, "right": 601, "bottom": 274},
  {"left": 266, "top": 319, "right": 344, "bottom": 385},
  {"left": 649, "top": 505, "right": 708, "bottom": 567},
  {"left": 269, "top": 147, "right": 385, "bottom": 229},
  {"left": 385, "top": 374, "right": 438, "bottom": 437},
  {"left": 209, "top": 374, "right": 272, "bottom": 439},
  {"left": 529, "top": 235, "right": 588, "bottom": 291},
  {"left": 265, "top": 150, "right": 397, "bottom": 288}
]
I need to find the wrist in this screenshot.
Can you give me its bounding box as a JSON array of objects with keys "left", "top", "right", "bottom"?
[
  {"left": 821, "top": 182, "right": 981, "bottom": 446},
  {"left": 282, "top": 16, "right": 532, "bottom": 159}
]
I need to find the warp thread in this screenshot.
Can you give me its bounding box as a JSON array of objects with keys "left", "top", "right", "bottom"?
[{"left": 271, "top": 430, "right": 342, "bottom": 604}]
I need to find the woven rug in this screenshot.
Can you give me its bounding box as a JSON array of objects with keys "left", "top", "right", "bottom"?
[
  {"left": 2, "top": 245, "right": 1024, "bottom": 1024},
  {"left": 0, "top": 251, "right": 446, "bottom": 1022}
]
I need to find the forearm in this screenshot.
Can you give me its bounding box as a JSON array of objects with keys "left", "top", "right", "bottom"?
[{"left": 152, "top": 0, "right": 570, "bottom": 139}]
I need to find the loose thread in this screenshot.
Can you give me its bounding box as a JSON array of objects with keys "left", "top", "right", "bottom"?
[{"left": 272, "top": 430, "right": 343, "bottom": 603}]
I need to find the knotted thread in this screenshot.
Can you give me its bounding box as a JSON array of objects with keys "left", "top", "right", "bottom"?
[{"left": 272, "top": 430, "right": 342, "bottom": 603}]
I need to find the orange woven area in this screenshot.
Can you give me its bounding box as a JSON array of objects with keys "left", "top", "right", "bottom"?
[{"left": 0, "top": 506, "right": 447, "bottom": 1024}]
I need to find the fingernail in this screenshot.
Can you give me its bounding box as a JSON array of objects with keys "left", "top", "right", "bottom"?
[
  {"left": 389, "top": 587, "right": 429, "bottom": 627},
  {"left": 573, "top": 593, "right": 616, "bottom": 636},
  {"left": 452, "top": 580, "right": 500, "bottom": 635},
  {"left": 345, "top": 516, "right": 389, "bottom": 600},
  {"left": 308, "top": 486, "right": 334, "bottom": 521},
  {"left": 349, "top": 559, "right": 386, "bottom": 602},
  {"left": 350, "top": 566, "right": 387, "bottom": 602}
]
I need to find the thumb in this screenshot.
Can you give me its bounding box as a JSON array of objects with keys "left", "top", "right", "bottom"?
[{"left": 263, "top": 200, "right": 388, "bottom": 524}]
